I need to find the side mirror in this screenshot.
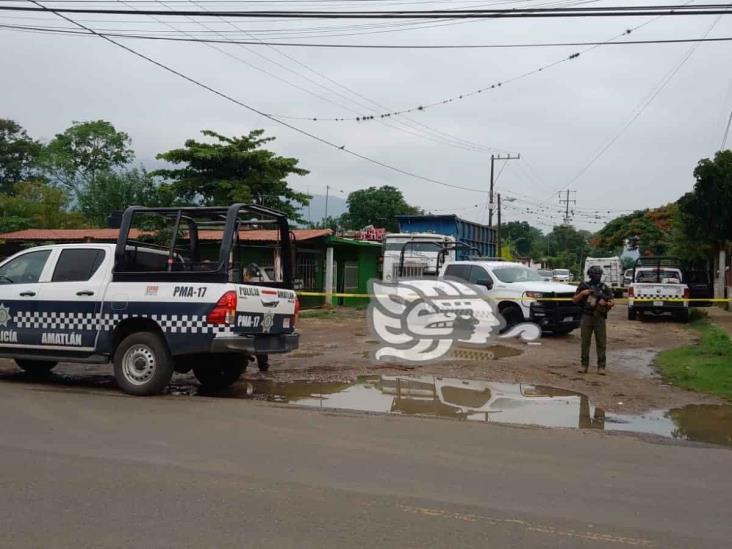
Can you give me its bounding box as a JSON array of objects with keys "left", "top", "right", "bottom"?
[{"left": 475, "top": 278, "right": 493, "bottom": 290}]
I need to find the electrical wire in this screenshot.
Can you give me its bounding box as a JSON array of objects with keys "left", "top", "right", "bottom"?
[
  {"left": 7, "top": 20, "right": 732, "bottom": 48},
  {"left": 540, "top": 11, "right": 726, "bottom": 203},
  {"left": 26, "top": 0, "right": 495, "bottom": 196},
  {"left": 5, "top": 3, "right": 732, "bottom": 18}
]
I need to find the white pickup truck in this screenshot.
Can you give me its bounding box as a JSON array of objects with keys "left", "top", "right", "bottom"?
[
  {"left": 0, "top": 205, "right": 300, "bottom": 395},
  {"left": 438, "top": 260, "right": 582, "bottom": 334},
  {"left": 627, "top": 258, "right": 689, "bottom": 322}
]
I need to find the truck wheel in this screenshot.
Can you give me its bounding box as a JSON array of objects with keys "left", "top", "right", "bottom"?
[
  {"left": 16, "top": 360, "right": 57, "bottom": 376},
  {"left": 674, "top": 310, "right": 690, "bottom": 323},
  {"left": 113, "top": 332, "right": 174, "bottom": 396},
  {"left": 627, "top": 308, "right": 637, "bottom": 321},
  {"left": 193, "top": 355, "right": 244, "bottom": 391},
  {"left": 499, "top": 304, "right": 524, "bottom": 331}
]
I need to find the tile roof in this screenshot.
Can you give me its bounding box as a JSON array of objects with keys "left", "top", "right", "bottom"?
[{"left": 0, "top": 228, "right": 332, "bottom": 242}]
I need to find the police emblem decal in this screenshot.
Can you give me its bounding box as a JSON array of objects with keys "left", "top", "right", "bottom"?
[
  {"left": 261, "top": 310, "right": 274, "bottom": 333},
  {"left": 0, "top": 304, "right": 10, "bottom": 327}
]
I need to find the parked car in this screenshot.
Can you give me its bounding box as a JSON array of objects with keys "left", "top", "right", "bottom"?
[
  {"left": 552, "top": 269, "right": 572, "bottom": 283},
  {"left": 537, "top": 269, "right": 554, "bottom": 282},
  {"left": 439, "top": 260, "right": 581, "bottom": 334}
]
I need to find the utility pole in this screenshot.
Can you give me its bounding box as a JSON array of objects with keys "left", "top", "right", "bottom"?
[
  {"left": 497, "top": 193, "right": 502, "bottom": 257},
  {"left": 324, "top": 185, "right": 330, "bottom": 224},
  {"left": 559, "top": 190, "right": 577, "bottom": 225},
  {"left": 488, "top": 153, "right": 521, "bottom": 227}
]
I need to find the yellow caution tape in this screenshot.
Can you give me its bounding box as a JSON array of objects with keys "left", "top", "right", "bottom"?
[{"left": 296, "top": 291, "right": 731, "bottom": 302}]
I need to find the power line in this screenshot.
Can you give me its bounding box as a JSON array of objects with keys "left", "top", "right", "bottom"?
[
  {"left": 721, "top": 110, "right": 732, "bottom": 150},
  {"left": 539, "top": 11, "right": 726, "bottom": 204},
  {"left": 26, "top": 0, "right": 493, "bottom": 196},
  {"left": 0, "top": 9, "right": 682, "bottom": 124},
  {"left": 5, "top": 4, "right": 732, "bottom": 18},
  {"left": 118, "top": 0, "right": 502, "bottom": 153},
  {"left": 8, "top": 21, "right": 732, "bottom": 48}
]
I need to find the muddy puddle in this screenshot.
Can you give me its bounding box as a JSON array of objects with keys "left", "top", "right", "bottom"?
[{"left": 213, "top": 375, "right": 732, "bottom": 447}]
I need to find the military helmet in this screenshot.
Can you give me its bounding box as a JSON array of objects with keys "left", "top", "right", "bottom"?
[{"left": 587, "top": 265, "right": 603, "bottom": 277}]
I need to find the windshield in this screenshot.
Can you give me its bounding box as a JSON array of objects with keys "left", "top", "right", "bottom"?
[
  {"left": 635, "top": 269, "right": 683, "bottom": 283},
  {"left": 384, "top": 242, "right": 442, "bottom": 253},
  {"left": 493, "top": 266, "right": 545, "bottom": 283},
  {"left": 554, "top": 269, "right": 570, "bottom": 275}
]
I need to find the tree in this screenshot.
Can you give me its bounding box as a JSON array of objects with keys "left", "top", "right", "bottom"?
[
  {"left": 342, "top": 185, "right": 420, "bottom": 232},
  {"left": 0, "top": 119, "right": 43, "bottom": 193},
  {"left": 77, "top": 167, "right": 161, "bottom": 226},
  {"left": 501, "top": 221, "right": 544, "bottom": 257},
  {"left": 154, "top": 129, "right": 310, "bottom": 222},
  {"left": 0, "top": 180, "right": 85, "bottom": 231},
  {"left": 592, "top": 204, "right": 677, "bottom": 256},
  {"left": 542, "top": 224, "right": 592, "bottom": 276},
  {"left": 44, "top": 120, "right": 134, "bottom": 202},
  {"left": 677, "top": 150, "right": 732, "bottom": 250}
]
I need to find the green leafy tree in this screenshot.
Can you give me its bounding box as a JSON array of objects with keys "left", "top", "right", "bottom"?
[
  {"left": 154, "top": 129, "right": 310, "bottom": 222},
  {"left": 0, "top": 119, "right": 43, "bottom": 193},
  {"left": 342, "top": 185, "right": 420, "bottom": 232},
  {"left": 0, "top": 180, "right": 85, "bottom": 231},
  {"left": 593, "top": 204, "right": 677, "bottom": 256},
  {"left": 542, "top": 224, "right": 592, "bottom": 276},
  {"left": 501, "top": 221, "right": 544, "bottom": 257},
  {"left": 44, "top": 120, "right": 134, "bottom": 202},
  {"left": 677, "top": 150, "right": 732, "bottom": 252},
  {"left": 77, "top": 167, "right": 161, "bottom": 226}
]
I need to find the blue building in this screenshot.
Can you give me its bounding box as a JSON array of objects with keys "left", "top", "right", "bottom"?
[{"left": 396, "top": 215, "right": 496, "bottom": 260}]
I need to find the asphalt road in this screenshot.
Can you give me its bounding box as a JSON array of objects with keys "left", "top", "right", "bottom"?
[{"left": 1, "top": 378, "right": 730, "bottom": 548}]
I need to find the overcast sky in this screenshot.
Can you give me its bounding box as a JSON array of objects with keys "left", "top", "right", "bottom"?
[{"left": 2, "top": 1, "right": 732, "bottom": 231}]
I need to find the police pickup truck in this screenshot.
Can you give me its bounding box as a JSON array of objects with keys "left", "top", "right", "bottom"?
[
  {"left": 438, "top": 260, "right": 582, "bottom": 334},
  {"left": 0, "top": 205, "right": 300, "bottom": 395},
  {"left": 626, "top": 257, "right": 689, "bottom": 322}
]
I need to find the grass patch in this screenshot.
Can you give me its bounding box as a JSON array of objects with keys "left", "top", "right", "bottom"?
[
  {"left": 657, "top": 319, "right": 732, "bottom": 400},
  {"left": 298, "top": 306, "right": 367, "bottom": 319}
]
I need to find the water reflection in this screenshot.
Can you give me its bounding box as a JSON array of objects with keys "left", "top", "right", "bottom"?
[{"left": 244, "top": 375, "right": 732, "bottom": 447}]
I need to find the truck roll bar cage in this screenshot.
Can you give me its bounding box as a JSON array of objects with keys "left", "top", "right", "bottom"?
[{"left": 113, "top": 204, "right": 294, "bottom": 288}]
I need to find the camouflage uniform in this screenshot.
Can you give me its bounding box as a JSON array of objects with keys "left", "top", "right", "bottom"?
[{"left": 575, "top": 281, "right": 613, "bottom": 372}]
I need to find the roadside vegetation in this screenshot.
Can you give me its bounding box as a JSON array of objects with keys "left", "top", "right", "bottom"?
[{"left": 657, "top": 316, "right": 732, "bottom": 401}]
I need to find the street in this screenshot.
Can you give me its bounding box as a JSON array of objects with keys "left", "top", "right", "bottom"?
[{"left": 1, "top": 379, "right": 729, "bottom": 548}]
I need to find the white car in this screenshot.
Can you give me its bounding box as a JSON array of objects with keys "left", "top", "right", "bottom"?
[
  {"left": 438, "top": 260, "right": 581, "bottom": 334},
  {"left": 627, "top": 263, "right": 689, "bottom": 322},
  {"left": 552, "top": 269, "right": 572, "bottom": 283}
]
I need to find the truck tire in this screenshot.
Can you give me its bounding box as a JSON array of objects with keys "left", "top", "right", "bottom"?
[
  {"left": 113, "top": 332, "right": 174, "bottom": 396},
  {"left": 499, "top": 304, "right": 524, "bottom": 332},
  {"left": 16, "top": 360, "right": 57, "bottom": 376},
  {"left": 627, "top": 308, "right": 637, "bottom": 321},
  {"left": 193, "top": 354, "right": 244, "bottom": 391},
  {"left": 256, "top": 354, "right": 270, "bottom": 372}
]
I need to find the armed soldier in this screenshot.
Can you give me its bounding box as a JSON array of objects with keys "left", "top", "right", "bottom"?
[{"left": 573, "top": 265, "right": 614, "bottom": 374}]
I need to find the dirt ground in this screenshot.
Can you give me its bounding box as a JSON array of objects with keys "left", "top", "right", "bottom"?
[
  {"left": 0, "top": 307, "right": 723, "bottom": 413},
  {"left": 264, "top": 306, "right": 723, "bottom": 413}
]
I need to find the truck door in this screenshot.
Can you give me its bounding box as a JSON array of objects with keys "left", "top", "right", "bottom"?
[
  {"left": 0, "top": 249, "right": 53, "bottom": 349},
  {"left": 38, "top": 248, "right": 108, "bottom": 351}
]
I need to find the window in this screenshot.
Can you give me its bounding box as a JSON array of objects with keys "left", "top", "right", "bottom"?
[
  {"left": 52, "top": 249, "right": 105, "bottom": 282},
  {"left": 492, "top": 266, "right": 544, "bottom": 283},
  {"left": 468, "top": 266, "right": 490, "bottom": 284},
  {"left": 444, "top": 264, "right": 471, "bottom": 281},
  {"left": 0, "top": 250, "right": 51, "bottom": 284}
]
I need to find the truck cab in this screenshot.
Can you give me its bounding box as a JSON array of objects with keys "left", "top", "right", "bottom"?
[
  {"left": 0, "top": 204, "right": 300, "bottom": 395},
  {"left": 438, "top": 260, "right": 581, "bottom": 334}
]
